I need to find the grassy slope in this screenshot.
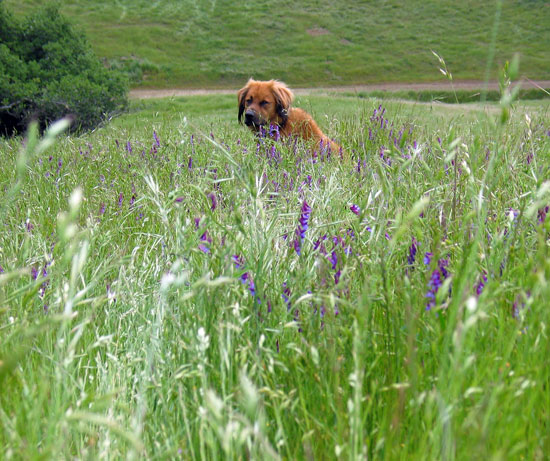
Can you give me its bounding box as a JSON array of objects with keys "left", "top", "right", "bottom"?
[
  {"left": 5, "top": 0, "right": 550, "bottom": 88},
  {"left": 1, "top": 95, "right": 550, "bottom": 458}
]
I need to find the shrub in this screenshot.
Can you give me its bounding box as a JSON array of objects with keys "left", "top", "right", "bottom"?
[{"left": 0, "top": 3, "right": 128, "bottom": 136}]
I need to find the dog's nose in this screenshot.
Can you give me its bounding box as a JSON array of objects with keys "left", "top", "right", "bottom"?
[{"left": 244, "top": 110, "right": 256, "bottom": 126}]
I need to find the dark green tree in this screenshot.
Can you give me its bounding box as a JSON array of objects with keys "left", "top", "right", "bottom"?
[{"left": 0, "top": 3, "right": 127, "bottom": 135}]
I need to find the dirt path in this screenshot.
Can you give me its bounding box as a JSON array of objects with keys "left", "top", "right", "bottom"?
[{"left": 130, "top": 79, "right": 550, "bottom": 99}]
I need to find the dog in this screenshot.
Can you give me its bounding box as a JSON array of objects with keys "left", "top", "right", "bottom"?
[{"left": 238, "top": 79, "right": 343, "bottom": 157}]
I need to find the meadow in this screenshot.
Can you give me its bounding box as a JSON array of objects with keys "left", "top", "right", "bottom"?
[
  {"left": 1, "top": 87, "right": 550, "bottom": 459},
  {"left": 5, "top": 0, "right": 550, "bottom": 88}
]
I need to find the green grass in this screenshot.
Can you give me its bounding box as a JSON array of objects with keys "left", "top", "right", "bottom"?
[
  {"left": 4, "top": 0, "right": 550, "bottom": 88},
  {"left": 1, "top": 93, "right": 550, "bottom": 459}
]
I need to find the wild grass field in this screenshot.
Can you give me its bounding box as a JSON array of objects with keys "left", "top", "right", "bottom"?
[
  {"left": 5, "top": 0, "right": 550, "bottom": 88},
  {"left": 1, "top": 88, "right": 550, "bottom": 459}
]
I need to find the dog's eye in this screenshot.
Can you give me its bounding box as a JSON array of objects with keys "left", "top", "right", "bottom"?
[
  {"left": 260, "top": 101, "right": 269, "bottom": 107},
  {"left": 246, "top": 98, "right": 253, "bottom": 105}
]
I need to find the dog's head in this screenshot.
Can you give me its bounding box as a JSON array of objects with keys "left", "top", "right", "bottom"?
[{"left": 238, "top": 79, "right": 294, "bottom": 132}]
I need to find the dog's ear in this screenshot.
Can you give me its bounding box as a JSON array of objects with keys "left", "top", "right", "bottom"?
[
  {"left": 237, "top": 79, "right": 253, "bottom": 124},
  {"left": 271, "top": 80, "right": 294, "bottom": 126}
]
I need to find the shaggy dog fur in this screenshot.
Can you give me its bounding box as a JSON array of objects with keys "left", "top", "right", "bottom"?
[{"left": 238, "top": 79, "right": 343, "bottom": 157}]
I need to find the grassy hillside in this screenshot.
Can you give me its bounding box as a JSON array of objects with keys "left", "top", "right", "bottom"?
[{"left": 4, "top": 0, "right": 550, "bottom": 88}]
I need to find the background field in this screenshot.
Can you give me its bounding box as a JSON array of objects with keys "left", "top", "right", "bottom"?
[
  {"left": 1, "top": 92, "right": 550, "bottom": 458},
  {"left": 5, "top": 0, "right": 550, "bottom": 88}
]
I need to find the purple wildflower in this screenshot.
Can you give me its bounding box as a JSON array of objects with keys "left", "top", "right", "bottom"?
[
  {"left": 538, "top": 206, "right": 549, "bottom": 224},
  {"left": 117, "top": 193, "right": 123, "bottom": 208},
  {"left": 126, "top": 141, "right": 132, "bottom": 153},
  {"left": 334, "top": 269, "right": 341, "bottom": 285},
  {"left": 423, "top": 252, "right": 433, "bottom": 265},
  {"left": 350, "top": 204, "right": 360, "bottom": 215},
  {"left": 232, "top": 254, "right": 244, "bottom": 269},
  {"left": 0, "top": 265, "right": 4, "bottom": 273},
  {"left": 198, "top": 244, "right": 210, "bottom": 254},
  {"left": 329, "top": 251, "right": 338, "bottom": 270},
  {"left": 153, "top": 131, "right": 160, "bottom": 147},
  {"left": 425, "top": 258, "right": 451, "bottom": 310},
  {"left": 407, "top": 237, "right": 418, "bottom": 266},
  {"left": 200, "top": 231, "right": 212, "bottom": 244},
  {"left": 282, "top": 282, "right": 291, "bottom": 311},
  {"left": 208, "top": 192, "right": 217, "bottom": 211},
  {"left": 31, "top": 266, "right": 38, "bottom": 280},
  {"left": 475, "top": 270, "right": 487, "bottom": 296},
  {"left": 294, "top": 200, "right": 312, "bottom": 255},
  {"left": 269, "top": 124, "right": 280, "bottom": 141}
]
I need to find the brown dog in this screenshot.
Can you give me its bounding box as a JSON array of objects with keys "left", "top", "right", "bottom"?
[{"left": 238, "top": 79, "right": 343, "bottom": 157}]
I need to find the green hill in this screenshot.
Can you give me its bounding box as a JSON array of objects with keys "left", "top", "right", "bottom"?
[{"left": 5, "top": 0, "right": 550, "bottom": 88}]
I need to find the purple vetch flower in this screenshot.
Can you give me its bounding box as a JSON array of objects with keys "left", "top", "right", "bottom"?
[
  {"left": 350, "top": 204, "right": 360, "bottom": 215},
  {"left": 129, "top": 195, "right": 136, "bottom": 208},
  {"left": 174, "top": 197, "right": 184, "bottom": 203},
  {"left": 334, "top": 269, "right": 341, "bottom": 285},
  {"left": 240, "top": 272, "right": 257, "bottom": 300},
  {"left": 200, "top": 231, "right": 212, "bottom": 244},
  {"left": 198, "top": 244, "right": 210, "bottom": 254},
  {"left": 269, "top": 123, "right": 280, "bottom": 141},
  {"left": 126, "top": 141, "right": 132, "bottom": 153},
  {"left": 99, "top": 202, "right": 106, "bottom": 216},
  {"left": 208, "top": 192, "right": 217, "bottom": 211},
  {"left": 329, "top": 251, "right": 338, "bottom": 270},
  {"left": 31, "top": 266, "right": 38, "bottom": 280},
  {"left": 232, "top": 254, "right": 244, "bottom": 269},
  {"left": 282, "top": 282, "right": 291, "bottom": 311},
  {"left": 294, "top": 200, "right": 312, "bottom": 255},
  {"left": 423, "top": 252, "right": 433, "bottom": 265},
  {"left": 153, "top": 131, "right": 160, "bottom": 147},
  {"left": 538, "top": 205, "right": 549, "bottom": 223},
  {"left": 188, "top": 156, "right": 193, "bottom": 170},
  {"left": 0, "top": 265, "right": 4, "bottom": 273},
  {"left": 407, "top": 237, "right": 418, "bottom": 266},
  {"left": 117, "top": 193, "right": 123, "bottom": 208},
  {"left": 26, "top": 219, "right": 34, "bottom": 232},
  {"left": 475, "top": 270, "right": 488, "bottom": 296},
  {"left": 425, "top": 257, "right": 451, "bottom": 310}
]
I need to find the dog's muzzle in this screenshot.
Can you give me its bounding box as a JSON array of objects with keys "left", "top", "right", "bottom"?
[{"left": 244, "top": 110, "right": 263, "bottom": 128}]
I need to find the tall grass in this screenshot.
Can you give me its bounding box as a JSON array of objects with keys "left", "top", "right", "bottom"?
[{"left": 1, "top": 92, "right": 550, "bottom": 459}]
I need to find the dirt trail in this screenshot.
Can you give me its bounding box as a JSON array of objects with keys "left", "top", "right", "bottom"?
[{"left": 130, "top": 79, "right": 550, "bottom": 99}]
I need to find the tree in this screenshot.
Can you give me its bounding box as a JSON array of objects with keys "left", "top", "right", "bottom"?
[{"left": 0, "top": 4, "right": 127, "bottom": 136}]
